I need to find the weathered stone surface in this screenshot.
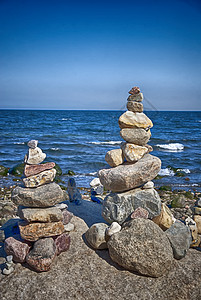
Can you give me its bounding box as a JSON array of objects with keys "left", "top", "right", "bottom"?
[
  {"left": 194, "top": 215, "right": 201, "bottom": 234},
  {"left": 105, "top": 222, "right": 121, "bottom": 239},
  {"left": 142, "top": 181, "right": 154, "bottom": 189},
  {"left": 1, "top": 215, "right": 201, "bottom": 300},
  {"left": 128, "top": 86, "right": 140, "bottom": 95},
  {"left": 166, "top": 221, "right": 192, "bottom": 260},
  {"left": 27, "top": 140, "right": 38, "bottom": 149},
  {"left": 62, "top": 209, "right": 73, "bottom": 225},
  {"left": 26, "top": 237, "right": 56, "bottom": 272},
  {"left": 152, "top": 203, "right": 174, "bottom": 231},
  {"left": 105, "top": 149, "right": 124, "bottom": 167},
  {"left": 64, "top": 222, "right": 75, "bottom": 232},
  {"left": 120, "top": 128, "right": 151, "bottom": 145},
  {"left": 17, "top": 206, "right": 63, "bottom": 223},
  {"left": 4, "top": 236, "right": 31, "bottom": 263},
  {"left": 24, "top": 162, "right": 55, "bottom": 177},
  {"left": 99, "top": 154, "right": 161, "bottom": 192},
  {"left": 54, "top": 203, "right": 68, "bottom": 210},
  {"left": 24, "top": 147, "right": 46, "bottom": 165},
  {"left": 145, "top": 144, "right": 153, "bottom": 152},
  {"left": 131, "top": 207, "right": 149, "bottom": 219},
  {"left": 121, "top": 143, "right": 148, "bottom": 162},
  {"left": 19, "top": 220, "right": 64, "bottom": 241},
  {"left": 171, "top": 194, "right": 186, "bottom": 208},
  {"left": 12, "top": 182, "right": 64, "bottom": 207},
  {"left": 108, "top": 218, "right": 173, "bottom": 277},
  {"left": 127, "top": 93, "right": 143, "bottom": 102},
  {"left": 23, "top": 168, "right": 56, "bottom": 188},
  {"left": 119, "top": 111, "right": 153, "bottom": 130},
  {"left": 54, "top": 233, "right": 71, "bottom": 255},
  {"left": 102, "top": 187, "right": 161, "bottom": 224},
  {"left": 85, "top": 223, "right": 108, "bottom": 250},
  {"left": 127, "top": 101, "right": 143, "bottom": 113}
]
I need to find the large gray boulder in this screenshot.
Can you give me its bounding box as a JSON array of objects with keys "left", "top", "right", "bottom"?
[
  {"left": 107, "top": 218, "right": 174, "bottom": 277},
  {"left": 12, "top": 183, "right": 64, "bottom": 207},
  {"left": 166, "top": 221, "right": 192, "bottom": 260},
  {"left": 98, "top": 154, "right": 161, "bottom": 192},
  {"left": 120, "top": 128, "right": 151, "bottom": 145},
  {"left": 102, "top": 187, "right": 161, "bottom": 224}
]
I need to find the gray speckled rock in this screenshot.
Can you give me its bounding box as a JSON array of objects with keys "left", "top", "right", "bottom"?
[
  {"left": 166, "top": 221, "right": 192, "bottom": 260},
  {"left": 120, "top": 128, "right": 151, "bottom": 145},
  {"left": 11, "top": 182, "right": 64, "bottom": 207},
  {"left": 17, "top": 206, "right": 63, "bottom": 223},
  {"left": 85, "top": 223, "right": 108, "bottom": 250},
  {"left": 98, "top": 154, "right": 161, "bottom": 192},
  {"left": 108, "top": 218, "right": 174, "bottom": 277},
  {"left": 102, "top": 187, "right": 161, "bottom": 224},
  {"left": 127, "top": 101, "right": 143, "bottom": 113}
]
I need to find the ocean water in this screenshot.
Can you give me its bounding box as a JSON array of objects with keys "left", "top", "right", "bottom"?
[{"left": 0, "top": 110, "right": 201, "bottom": 191}]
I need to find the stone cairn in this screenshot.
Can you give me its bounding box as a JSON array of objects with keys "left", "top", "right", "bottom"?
[
  {"left": 4, "top": 140, "right": 73, "bottom": 272},
  {"left": 85, "top": 87, "right": 193, "bottom": 278}
]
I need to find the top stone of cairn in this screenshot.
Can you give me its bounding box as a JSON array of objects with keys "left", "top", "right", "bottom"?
[
  {"left": 128, "top": 86, "right": 140, "bottom": 95},
  {"left": 27, "top": 140, "right": 38, "bottom": 149},
  {"left": 24, "top": 141, "right": 46, "bottom": 165}
]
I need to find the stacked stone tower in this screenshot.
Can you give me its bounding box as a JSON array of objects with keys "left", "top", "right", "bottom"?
[
  {"left": 5, "top": 140, "right": 73, "bottom": 272},
  {"left": 98, "top": 87, "right": 162, "bottom": 224}
]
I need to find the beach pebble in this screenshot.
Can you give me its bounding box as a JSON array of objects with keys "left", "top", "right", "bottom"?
[
  {"left": 3, "top": 267, "right": 14, "bottom": 275},
  {"left": 64, "top": 222, "right": 75, "bottom": 232},
  {"left": 27, "top": 140, "right": 38, "bottom": 149},
  {"left": 85, "top": 223, "right": 108, "bottom": 250},
  {"left": 152, "top": 203, "right": 174, "bottom": 231},
  {"left": 4, "top": 236, "right": 32, "bottom": 263},
  {"left": 119, "top": 111, "right": 153, "bottom": 130},
  {"left": 106, "top": 222, "right": 121, "bottom": 239},
  {"left": 195, "top": 198, "right": 201, "bottom": 208},
  {"left": 6, "top": 255, "right": 13, "bottom": 263},
  {"left": 194, "top": 207, "right": 201, "bottom": 215},
  {"left": 131, "top": 207, "right": 149, "bottom": 219},
  {"left": 166, "top": 221, "right": 192, "bottom": 260},
  {"left": 90, "top": 178, "right": 101, "bottom": 187},
  {"left": 105, "top": 149, "right": 124, "bottom": 167},
  {"left": 142, "top": 181, "right": 154, "bottom": 189},
  {"left": 194, "top": 215, "right": 201, "bottom": 234},
  {"left": 54, "top": 233, "right": 71, "bottom": 256},
  {"left": 54, "top": 203, "right": 68, "bottom": 210},
  {"left": 62, "top": 210, "right": 73, "bottom": 225}
]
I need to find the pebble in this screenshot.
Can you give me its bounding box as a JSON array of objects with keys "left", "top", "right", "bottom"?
[
  {"left": 106, "top": 222, "right": 121, "bottom": 238},
  {"left": 128, "top": 86, "right": 140, "bottom": 95},
  {"left": 90, "top": 178, "right": 101, "bottom": 187},
  {"left": 64, "top": 222, "right": 75, "bottom": 232},
  {"left": 27, "top": 140, "right": 38, "bottom": 149},
  {"left": 3, "top": 267, "right": 14, "bottom": 275},
  {"left": 54, "top": 203, "right": 68, "bottom": 210},
  {"left": 142, "top": 181, "right": 154, "bottom": 189}
]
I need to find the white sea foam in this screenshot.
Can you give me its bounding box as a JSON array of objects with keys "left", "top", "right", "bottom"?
[
  {"left": 51, "top": 147, "right": 60, "bottom": 151},
  {"left": 178, "top": 168, "right": 190, "bottom": 174},
  {"left": 158, "top": 168, "right": 175, "bottom": 176},
  {"left": 61, "top": 118, "right": 72, "bottom": 121},
  {"left": 198, "top": 120, "right": 201, "bottom": 123},
  {"left": 14, "top": 142, "right": 25, "bottom": 145},
  {"left": 89, "top": 141, "right": 122, "bottom": 145},
  {"left": 156, "top": 143, "right": 184, "bottom": 152}
]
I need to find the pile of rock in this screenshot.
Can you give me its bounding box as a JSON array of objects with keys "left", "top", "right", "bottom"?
[
  {"left": 85, "top": 87, "right": 193, "bottom": 278},
  {"left": 3, "top": 140, "right": 73, "bottom": 272}
]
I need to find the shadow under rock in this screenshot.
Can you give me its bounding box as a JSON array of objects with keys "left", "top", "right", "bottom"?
[{"left": 66, "top": 199, "right": 107, "bottom": 228}]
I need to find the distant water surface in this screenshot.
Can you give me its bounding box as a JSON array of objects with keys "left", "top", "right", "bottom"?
[{"left": 0, "top": 110, "right": 201, "bottom": 191}]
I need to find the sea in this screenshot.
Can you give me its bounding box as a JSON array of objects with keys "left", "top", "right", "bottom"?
[{"left": 0, "top": 110, "right": 201, "bottom": 191}]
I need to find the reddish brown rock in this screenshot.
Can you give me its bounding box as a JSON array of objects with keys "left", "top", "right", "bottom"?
[
  {"left": 62, "top": 210, "right": 73, "bottom": 225},
  {"left": 19, "top": 220, "right": 64, "bottom": 241},
  {"left": 131, "top": 207, "right": 149, "bottom": 219},
  {"left": 26, "top": 238, "right": 56, "bottom": 272},
  {"left": 24, "top": 162, "right": 55, "bottom": 177},
  {"left": 4, "top": 236, "right": 32, "bottom": 263},
  {"left": 128, "top": 86, "right": 140, "bottom": 95},
  {"left": 54, "top": 233, "right": 71, "bottom": 255}
]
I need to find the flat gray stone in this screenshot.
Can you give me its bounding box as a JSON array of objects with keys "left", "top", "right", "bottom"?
[
  {"left": 12, "top": 183, "right": 65, "bottom": 207},
  {"left": 102, "top": 187, "right": 161, "bottom": 224},
  {"left": 98, "top": 154, "right": 161, "bottom": 192},
  {"left": 17, "top": 206, "right": 63, "bottom": 222}
]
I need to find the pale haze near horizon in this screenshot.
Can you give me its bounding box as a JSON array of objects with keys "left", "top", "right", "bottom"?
[{"left": 0, "top": 0, "right": 201, "bottom": 111}]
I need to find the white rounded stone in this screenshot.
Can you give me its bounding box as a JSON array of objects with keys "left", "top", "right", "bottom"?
[
  {"left": 90, "top": 178, "right": 101, "bottom": 187},
  {"left": 142, "top": 181, "right": 154, "bottom": 189},
  {"left": 106, "top": 222, "right": 121, "bottom": 237}
]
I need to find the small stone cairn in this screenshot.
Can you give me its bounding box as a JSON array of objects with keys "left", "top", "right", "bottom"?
[
  {"left": 4, "top": 140, "right": 73, "bottom": 272},
  {"left": 85, "top": 87, "right": 193, "bottom": 278}
]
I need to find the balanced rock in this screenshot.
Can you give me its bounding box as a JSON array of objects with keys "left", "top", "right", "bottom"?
[
  {"left": 24, "top": 162, "right": 55, "bottom": 177},
  {"left": 12, "top": 182, "right": 64, "bottom": 207},
  {"left": 127, "top": 101, "right": 143, "bottom": 113},
  {"left": 121, "top": 143, "right": 148, "bottom": 162},
  {"left": 62, "top": 210, "right": 73, "bottom": 225},
  {"left": 152, "top": 203, "right": 175, "bottom": 231},
  {"left": 85, "top": 223, "right": 108, "bottom": 250},
  {"left": 102, "top": 187, "right": 161, "bottom": 224},
  {"left": 24, "top": 147, "right": 46, "bottom": 165},
  {"left": 119, "top": 111, "right": 153, "bottom": 129},
  {"left": 128, "top": 86, "right": 140, "bottom": 95},
  {"left": 166, "top": 221, "right": 192, "bottom": 260},
  {"left": 17, "top": 206, "right": 63, "bottom": 223},
  {"left": 4, "top": 236, "right": 32, "bottom": 263},
  {"left": 120, "top": 128, "right": 151, "bottom": 145},
  {"left": 26, "top": 237, "right": 56, "bottom": 272},
  {"left": 127, "top": 93, "right": 143, "bottom": 102},
  {"left": 54, "top": 233, "right": 71, "bottom": 255},
  {"left": 99, "top": 154, "right": 161, "bottom": 192},
  {"left": 19, "top": 220, "right": 64, "bottom": 241},
  {"left": 23, "top": 168, "right": 56, "bottom": 188},
  {"left": 107, "top": 218, "right": 173, "bottom": 277},
  {"left": 27, "top": 140, "right": 38, "bottom": 149},
  {"left": 105, "top": 149, "right": 124, "bottom": 167}
]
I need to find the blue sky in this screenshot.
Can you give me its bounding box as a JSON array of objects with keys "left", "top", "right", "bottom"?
[{"left": 0, "top": 0, "right": 201, "bottom": 110}]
